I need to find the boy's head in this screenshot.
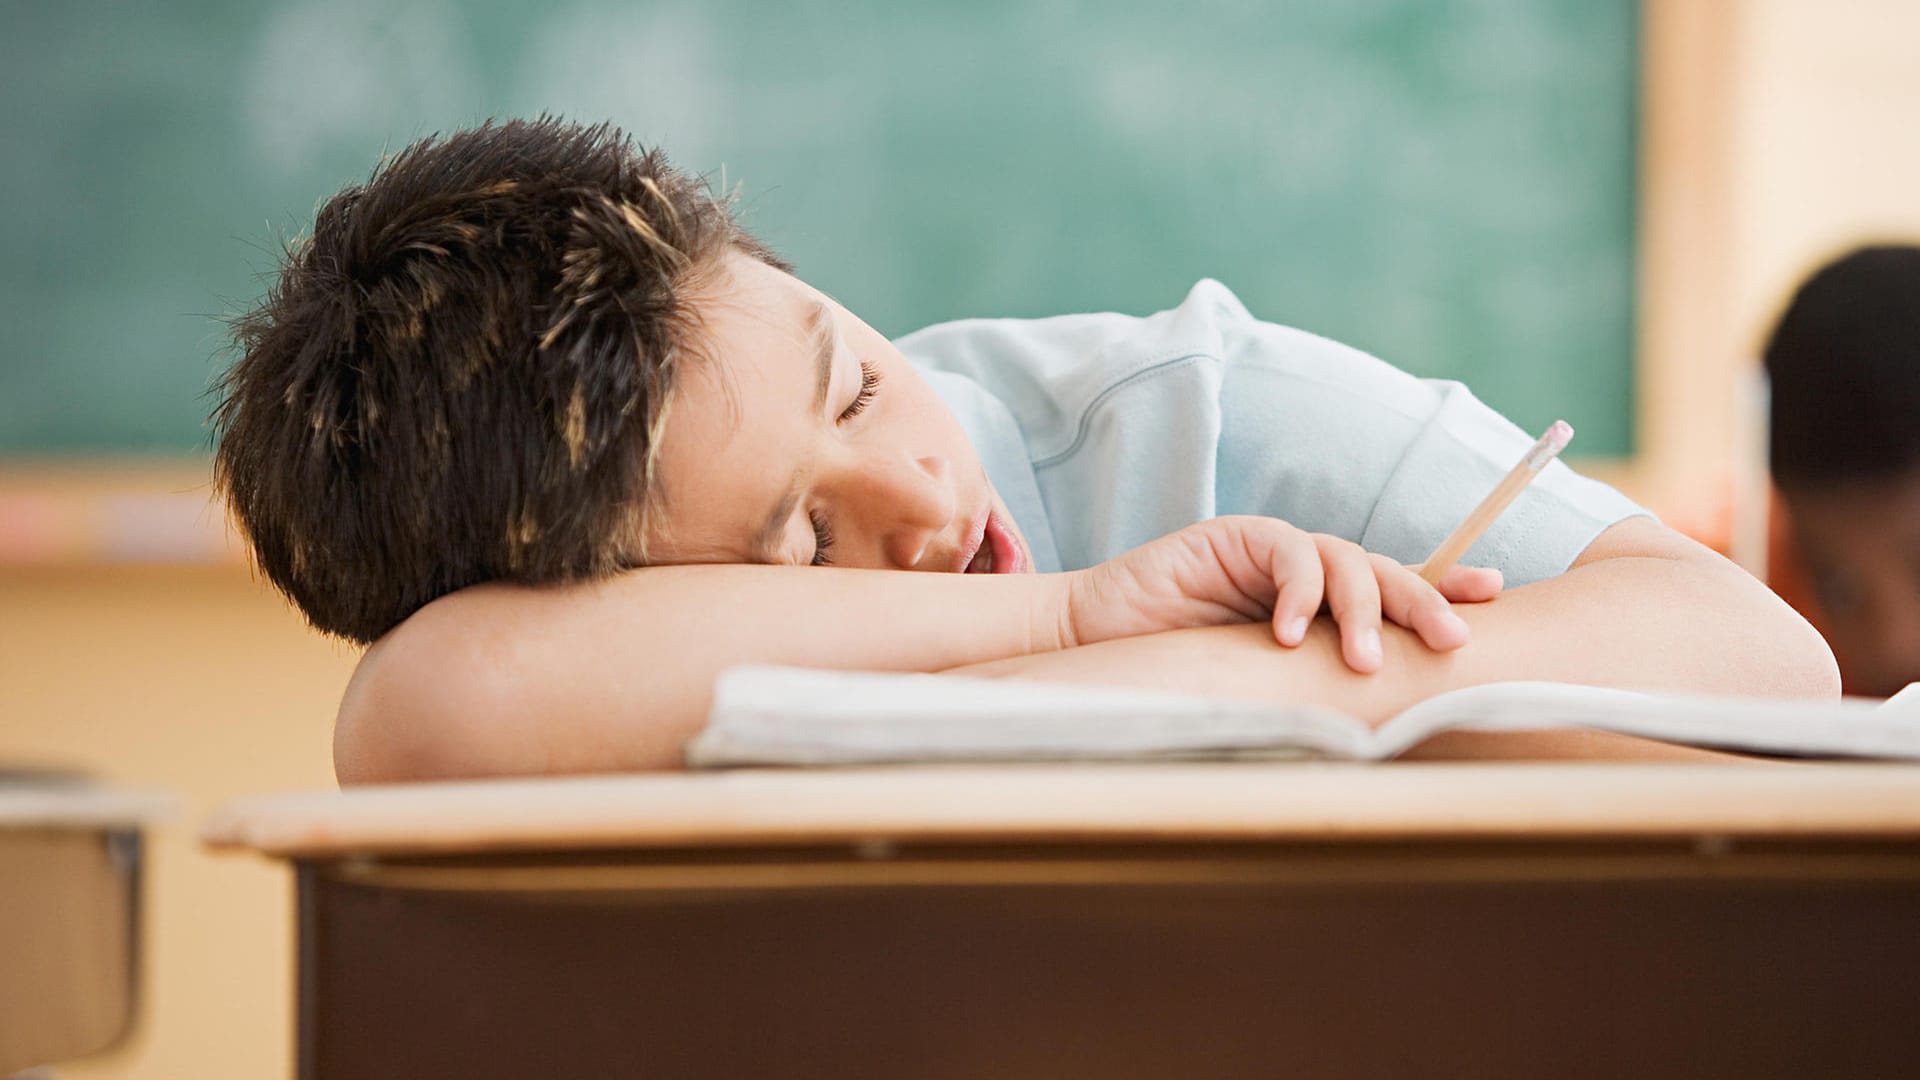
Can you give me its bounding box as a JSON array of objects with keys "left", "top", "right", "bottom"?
[
  {"left": 1764, "top": 243, "right": 1920, "bottom": 695},
  {"left": 216, "top": 117, "right": 1029, "bottom": 644}
]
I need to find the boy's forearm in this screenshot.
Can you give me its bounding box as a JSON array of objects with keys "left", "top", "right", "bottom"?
[
  {"left": 464, "top": 562, "right": 1076, "bottom": 673},
  {"left": 338, "top": 564, "right": 1074, "bottom": 781},
  {"left": 948, "top": 527, "right": 1839, "bottom": 754}
]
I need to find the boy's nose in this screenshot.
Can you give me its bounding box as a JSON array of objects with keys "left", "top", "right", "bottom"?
[{"left": 862, "top": 455, "right": 955, "bottom": 568}]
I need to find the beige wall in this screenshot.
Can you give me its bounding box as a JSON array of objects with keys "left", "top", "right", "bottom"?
[
  {"left": 1632, "top": 0, "right": 1920, "bottom": 521},
  {"left": 1730, "top": 0, "right": 1920, "bottom": 348},
  {"left": 5, "top": 4, "right": 1920, "bottom": 1077}
]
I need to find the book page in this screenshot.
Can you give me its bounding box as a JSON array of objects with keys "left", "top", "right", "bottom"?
[
  {"left": 1369, "top": 681, "right": 1920, "bottom": 759},
  {"left": 689, "top": 666, "right": 1376, "bottom": 767},
  {"left": 692, "top": 669, "right": 1920, "bottom": 768}
]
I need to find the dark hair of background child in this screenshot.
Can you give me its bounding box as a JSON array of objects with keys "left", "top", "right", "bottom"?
[{"left": 1764, "top": 244, "right": 1920, "bottom": 491}]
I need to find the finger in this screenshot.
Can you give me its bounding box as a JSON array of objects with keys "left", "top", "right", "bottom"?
[
  {"left": 1432, "top": 565, "right": 1503, "bottom": 603},
  {"left": 1317, "top": 535, "right": 1384, "bottom": 673},
  {"left": 1374, "top": 554, "right": 1472, "bottom": 651},
  {"left": 1264, "top": 525, "right": 1324, "bottom": 647}
]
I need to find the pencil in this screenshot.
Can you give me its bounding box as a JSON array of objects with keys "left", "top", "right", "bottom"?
[{"left": 1417, "top": 420, "right": 1574, "bottom": 586}]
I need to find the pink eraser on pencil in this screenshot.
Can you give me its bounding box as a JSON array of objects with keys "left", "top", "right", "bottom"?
[
  {"left": 1544, "top": 419, "right": 1574, "bottom": 452},
  {"left": 1522, "top": 420, "right": 1574, "bottom": 471}
]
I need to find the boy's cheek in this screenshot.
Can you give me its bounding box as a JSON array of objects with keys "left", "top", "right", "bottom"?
[{"left": 903, "top": 373, "right": 979, "bottom": 457}]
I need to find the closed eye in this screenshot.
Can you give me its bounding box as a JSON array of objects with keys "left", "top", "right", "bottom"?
[
  {"left": 838, "top": 359, "right": 881, "bottom": 423},
  {"left": 807, "top": 358, "right": 877, "bottom": 567}
]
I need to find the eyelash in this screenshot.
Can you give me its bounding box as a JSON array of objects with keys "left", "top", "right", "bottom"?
[
  {"left": 809, "top": 510, "right": 835, "bottom": 567},
  {"left": 839, "top": 359, "right": 882, "bottom": 422}
]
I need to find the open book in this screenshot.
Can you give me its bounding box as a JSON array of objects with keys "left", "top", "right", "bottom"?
[{"left": 685, "top": 666, "right": 1920, "bottom": 767}]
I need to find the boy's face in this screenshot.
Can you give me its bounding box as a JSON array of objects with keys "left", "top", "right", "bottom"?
[
  {"left": 1784, "top": 469, "right": 1920, "bottom": 697},
  {"left": 643, "top": 252, "right": 1034, "bottom": 575}
]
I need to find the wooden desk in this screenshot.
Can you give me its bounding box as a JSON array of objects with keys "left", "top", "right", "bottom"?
[{"left": 206, "top": 764, "right": 1920, "bottom": 1080}]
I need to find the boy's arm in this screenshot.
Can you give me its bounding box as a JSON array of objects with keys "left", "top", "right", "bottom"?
[
  {"left": 336, "top": 565, "right": 1074, "bottom": 782},
  {"left": 339, "top": 516, "right": 1833, "bottom": 781},
  {"left": 948, "top": 517, "right": 1840, "bottom": 759},
  {"left": 334, "top": 516, "right": 1486, "bottom": 783}
]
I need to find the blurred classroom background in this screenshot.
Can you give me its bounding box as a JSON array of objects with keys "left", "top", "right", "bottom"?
[{"left": 4, "top": 0, "right": 1919, "bottom": 1075}]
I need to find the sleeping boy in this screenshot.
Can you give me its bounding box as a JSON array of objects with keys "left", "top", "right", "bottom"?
[{"left": 213, "top": 117, "right": 1837, "bottom": 782}]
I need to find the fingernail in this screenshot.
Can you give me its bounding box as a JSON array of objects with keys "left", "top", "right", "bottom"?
[
  {"left": 1360, "top": 628, "right": 1382, "bottom": 667},
  {"left": 1283, "top": 616, "right": 1310, "bottom": 646}
]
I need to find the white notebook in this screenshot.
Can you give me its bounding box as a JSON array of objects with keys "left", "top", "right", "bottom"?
[{"left": 685, "top": 666, "right": 1920, "bottom": 767}]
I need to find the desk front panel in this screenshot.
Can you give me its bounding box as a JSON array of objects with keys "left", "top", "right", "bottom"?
[{"left": 294, "top": 838, "right": 1920, "bottom": 1079}]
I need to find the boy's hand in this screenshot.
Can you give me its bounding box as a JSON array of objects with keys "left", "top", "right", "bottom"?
[{"left": 1063, "top": 515, "right": 1502, "bottom": 673}]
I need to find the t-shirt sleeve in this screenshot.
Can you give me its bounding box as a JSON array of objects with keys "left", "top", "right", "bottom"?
[
  {"left": 1209, "top": 283, "right": 1650, "bottom": 586},
  {"left": 903, "top": 277, "right": 1651, "bottom": 583},
  {"left": 1354, "top": 381, "right": 1652, "bottom": 584}
]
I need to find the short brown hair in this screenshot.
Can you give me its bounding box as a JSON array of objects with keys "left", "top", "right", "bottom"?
[{"left": 214, "top": 117, "right": 780, "bottom": 643}]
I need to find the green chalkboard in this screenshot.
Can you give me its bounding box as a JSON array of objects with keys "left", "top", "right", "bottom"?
[{"left": 0, "top": 0, "right": 1638, "bottom": 455}]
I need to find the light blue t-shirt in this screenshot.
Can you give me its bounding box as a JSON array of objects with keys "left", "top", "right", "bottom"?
[{"left": 898, "top": 279, "right": 1648, "bottom": 581}]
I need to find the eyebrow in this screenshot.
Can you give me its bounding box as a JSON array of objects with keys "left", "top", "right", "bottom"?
[
  {"left": 748, "top": 301, "right": 838, "bottom": 563},
  {"left": 806, "top": 300, "right": 836, "bottom": 416}
]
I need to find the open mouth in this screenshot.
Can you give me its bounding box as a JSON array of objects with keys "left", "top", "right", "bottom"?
[
  {"left": 962, "top": 509, "right": 1024, "bottom": 574},
  {"left": 963, "top": 532, "right": 994, "bottom": 573}
]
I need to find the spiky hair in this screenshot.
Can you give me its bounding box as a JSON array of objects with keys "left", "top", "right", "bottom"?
[{"left": 214, "top": 117, "right": 783, "bottom": 643}]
